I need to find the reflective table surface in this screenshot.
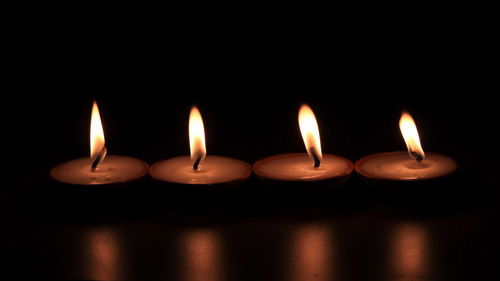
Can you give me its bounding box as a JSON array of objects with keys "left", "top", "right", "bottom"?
[{"left": 2, "top": 174, "right": 498, "bottom": 281}]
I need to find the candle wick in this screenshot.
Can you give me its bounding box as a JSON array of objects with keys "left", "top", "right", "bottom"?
[
  {"left": 311, "top": 147, "right": 321, "bottom": 168},
  {"left": 410, "top": 150, "right": 424, "bottom": 162},
  {"left": 193, "top": 155, "right": 202, "bottom": 170},
  {"left": 91, "top": 146, "right": 107, "bottom": 172}
]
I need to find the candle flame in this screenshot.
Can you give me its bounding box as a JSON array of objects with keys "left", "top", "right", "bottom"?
[
  {"left": 90, "top": 101, "right": 106, "bottom": 168},
  {"left": 399, "top": 111, "right": 425, "bottom": 160},
  {"left": 189, "top": 106, "right": 206, "bottom": 167},
  {"left": 298, "top": 104, "right": 322, "bottom": 164}
]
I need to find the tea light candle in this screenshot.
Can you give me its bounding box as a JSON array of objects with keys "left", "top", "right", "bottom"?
[
  {"left": 253, "top": 153, "right": 353, "bottom": 182},
  {"left": 51, "top": 155, "right": 149, "bottom": 185},
  {"left": 150, "top": 156, "right": 251, "bottom": 185},
  {"left": 355, "top": 151, "right": 457, "bottom": 181},
  {"left": 50, "top": 101, "right": 148, "bottom": 185},
  {"left": 355, "top": 111, "right": 457, "bottom": 181},
  {"left": 253, "top": 104, "right": 353, "bottom": 185},
  {"left": 149, "top": 106, "right": 251, "bottom": 185}
]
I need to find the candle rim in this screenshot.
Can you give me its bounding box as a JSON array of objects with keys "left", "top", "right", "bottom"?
[{"left": 354, "top": 151, "right": 457, "bottom": 181}]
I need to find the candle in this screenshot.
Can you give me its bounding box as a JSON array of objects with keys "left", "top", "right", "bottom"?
[
  {"left": 149, "top": 106, "right": 251, "bottom": 185},
  {"left": 355, "top": 152, "right": 457, "bottom": 181},
  {"left": 253, "top": 153, "right": 353, "bottom": 182},
  {"left": 50, "top": 101, "right": 148, "bottom": 185},
  {"left": 355, "top": 111, "right": 457, "bottom": 182},
  {"left": 51, "top": 155, "right": 149, "bottom": 185},
  {"left": 149, "top": 155, "right": 251, "bottom": 185},
  {"left": 252, "top": 104, "right": 353, "bottom": 186}
]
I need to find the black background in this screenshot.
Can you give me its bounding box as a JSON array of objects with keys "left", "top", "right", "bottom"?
[{"left": 2, "top": 9, "right": 498, "bottom": 281}]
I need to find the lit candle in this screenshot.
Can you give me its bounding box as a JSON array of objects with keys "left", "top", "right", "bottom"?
[
  {"left": 50, "top": 101, "right": 149, "bottom": 185},
  {"left": 149, "top": 106, "right": 251, "bottom": 185},
  {"left": 355, "top": 111, "right": 457, "bottom": 182},
  {"left": 252, "top": 104, "right": 353, "bottom": 186}
]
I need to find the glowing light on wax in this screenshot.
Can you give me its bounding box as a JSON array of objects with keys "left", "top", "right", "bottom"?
[
  {"left": 90, "top": 101, "right": 107, "bottom": 171},
  {"left": 299, "top": 104, "right": 323, "bottom": 167},
  {"left": 189, "top": 106, "right": 206, "bottom": 170},
  {"left": 399, "top": 111, "right": 425, "bottom": 161}
]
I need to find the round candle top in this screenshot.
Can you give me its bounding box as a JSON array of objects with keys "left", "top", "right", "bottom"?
[
  {"left": 149, "top": 155, "right": 251, "bottom": 185},
  {"left": 252, "top": 153, "right": 353, "bottom": 182},
  {"left": 355, "top": 151, "right": 457, "bottom": 181},
  {"left": 50, "top": 155, "right": 149, "bottom": 185}
]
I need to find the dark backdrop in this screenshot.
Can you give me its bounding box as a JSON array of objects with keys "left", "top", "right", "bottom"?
[{"left": 9, "top": 31, "right": 494, "bottom": 181}]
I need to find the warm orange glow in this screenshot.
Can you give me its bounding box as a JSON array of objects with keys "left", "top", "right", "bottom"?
[
  {"left": 391, "top": 224, "right": 428, "bottom": 276},
  {"left": 90, "top": 101, "right": 106, "bottom": 165},
  {"left": 291, "top": 224, "right": 333, "bottom": 281},
  {"left": 298, "top": 104, "right": 322, "bottom": 163},
  {"left": 182, "top": 230, "right": 220, "bottom": 281},
  {"left": 86, "top": 228, "right": 121, "bottom": 281},
  {"left": 399, "top": 111, "right": 425, "bottom": 160},
  {"left": 189, "top": 106, "right": 206, "bottom": 166}
]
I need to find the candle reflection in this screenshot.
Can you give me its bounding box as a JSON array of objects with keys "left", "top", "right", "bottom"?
[
  {"left": 181, "top": 229, "right": 222, "bottom": 281},
  {"left": 390, "top": 224, "right": 429, "bottom": 278},
  {"left": 85, "top": 228, "right": 122, "bottom": 281},
  {"left": 289, "top": 223, "right": 335, "bottom": 281}
]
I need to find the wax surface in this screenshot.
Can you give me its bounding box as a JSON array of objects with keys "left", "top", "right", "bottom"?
[
  {"left": 252, "top": 153, "right": 353, "bottom": 181},
  {"left": 355, "top": 151, "right": 457, "bottom": 180},
  {"left": 149, "top": 156, "right": 251, "bottom": 185},
  {"left": 50, "top": 155, "right": 149, "bottom": 185}
]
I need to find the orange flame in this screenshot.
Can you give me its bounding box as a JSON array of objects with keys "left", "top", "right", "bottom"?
[
  {"left": 90, "top": 101, "right": 106, "bottom": 167},
  {"left": 299, "top": 104, "right": 322, "bottom": 164},
  {"left": 399, "top": 111, "right": 425, "bottom": 160},
  {"left": 189, "top": 106, "right": 206, "bottom": 167}
]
